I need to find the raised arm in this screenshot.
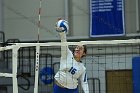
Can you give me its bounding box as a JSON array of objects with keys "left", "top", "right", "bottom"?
[
  {"left": 55, "top": 18, "right": 69, "bottom": 60},
  {"left": 59, "top": 32, "right": 69, "bottom": 59}
]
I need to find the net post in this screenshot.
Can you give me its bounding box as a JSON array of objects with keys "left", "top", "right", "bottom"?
[
  {"left": 12, "top": 46, "right": 20, "bottom": 93},
  {"left": 34, "top": 45, "right": 40, "bottom": 93}
]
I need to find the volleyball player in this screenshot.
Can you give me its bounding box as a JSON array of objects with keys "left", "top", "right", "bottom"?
[{"left": 53, "top": 19, "right": 89, "bottom": 93}]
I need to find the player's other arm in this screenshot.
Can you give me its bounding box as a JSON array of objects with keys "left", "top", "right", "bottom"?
[{"left": 80, "top": 71, "right": 89, "bottom": 93}]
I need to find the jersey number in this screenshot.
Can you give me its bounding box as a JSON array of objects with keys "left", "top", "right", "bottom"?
[{"left": 68, "top": 67, "right": 77, "bottom": 75}]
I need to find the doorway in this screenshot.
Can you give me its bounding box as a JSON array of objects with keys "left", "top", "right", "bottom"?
[{"left": 106, "top": 70, "right": 132, "bottom": 93}]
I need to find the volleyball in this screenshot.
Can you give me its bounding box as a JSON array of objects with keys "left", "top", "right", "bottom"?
[{"left": 55, "top": 19, "right": 69, "bottom": 32}]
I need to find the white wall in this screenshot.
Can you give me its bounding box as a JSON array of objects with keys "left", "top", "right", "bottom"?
[
  {"left": 3, "top": 0, "right": 66, "bottom": 41},
  {"left": 3, "top": 0, "right": 139, "bottom": 41}
]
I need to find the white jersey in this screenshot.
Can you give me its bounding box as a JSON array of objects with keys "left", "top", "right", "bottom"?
[{"left": 54, "top": 32, "right": 89, "bottom": 93}]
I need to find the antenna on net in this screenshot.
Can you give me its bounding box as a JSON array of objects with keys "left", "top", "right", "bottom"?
[
  {"left": 37, "top": 0, "right": 42, "bottom": 43},
  {"left": 36, "top": 0, "right": 59, "bottom": 42}
]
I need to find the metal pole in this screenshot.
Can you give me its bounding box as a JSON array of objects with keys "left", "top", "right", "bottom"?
[
  {"left": 12, "top": 46, "right": 19, "bottom": 93},
  {"left": 136, "top": 0, "right": 139, "bottom": 32},
  {"left": 0, "top": 0, "right": 4, "bottom": 31},
  {"left": 34, "top": 45, "right": 40, "bottom": 93}
]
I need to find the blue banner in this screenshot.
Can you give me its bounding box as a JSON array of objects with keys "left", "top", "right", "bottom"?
[
  {"left": 132, "top": 57, "right": 140, "bottom": 93},
  {"left": 90, "top": 0, "right": 125, "bottom": 37}
]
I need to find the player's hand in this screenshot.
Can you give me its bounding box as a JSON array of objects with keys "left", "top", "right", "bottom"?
[{"left": 55, "top": 27, "right": 65, "bottom": 32}]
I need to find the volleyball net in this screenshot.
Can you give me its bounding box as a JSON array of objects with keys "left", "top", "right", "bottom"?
[{"left": 0, "top": 39, "right": 140, "bottom": 93}]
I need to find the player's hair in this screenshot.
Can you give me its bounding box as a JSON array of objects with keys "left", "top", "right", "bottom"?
[{"left": 82, "top": 45, "right": 87, "bottom": 57}]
